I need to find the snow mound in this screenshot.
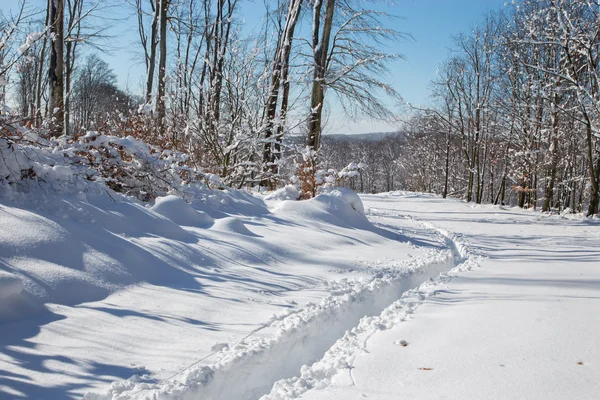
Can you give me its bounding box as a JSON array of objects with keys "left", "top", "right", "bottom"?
[
  {"left": 211, "top": 217, "right": 258, "bottom": 236},
  {"left": 180, "top": 184, "right": 269, "bottom": 218},
  {"left": 320, "top": 187, "right": 365, "bottom": 215},
  {"left": 276, "top": 189, "right": 370, "bottom": 230},
  {"left": 265, "top": 185, "right": 300, "bottom": 201},
  {"left": 0, "top": 203, "right": 71, "bottom": 249},
  {"left": 0, "top": 194, "right": 201, "bottom": 322},
  {"left": 151, "top": 195, "right": 214, "bottom": 227}
]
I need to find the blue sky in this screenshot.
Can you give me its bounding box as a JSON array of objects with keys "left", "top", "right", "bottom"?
[{"left": 1, "top": 0, "right": 509, "bottom": 133}]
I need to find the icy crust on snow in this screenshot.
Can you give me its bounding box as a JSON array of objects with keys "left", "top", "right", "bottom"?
[{"left": 85, "top": 232, "right": 457, "bottom": 400}]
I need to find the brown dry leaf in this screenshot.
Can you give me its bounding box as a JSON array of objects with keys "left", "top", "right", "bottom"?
[
  {"left": 419, "top": 367, "right": 433, "bottom": 371},
  {"left": 578, "top": 362, "right": 584, "bottom": 365}
]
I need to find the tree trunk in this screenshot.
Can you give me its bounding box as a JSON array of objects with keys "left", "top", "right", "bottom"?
[
  {"left": 582, "top": 119, "right": 600, "bottom": 216},
  {"left": 443, "top": 130, "right": 450, "bottom": 198},
  {"left": 263, "top": 0, "right": 303, "bottom": 187},
  {"left": 307, "top": 0, "right": 335, "bottom": 151},
  {"left": 48, "top": 0, "right": 65, "bottom": 137},
  {"left": 35, "top": 0, "right": 51, "bottom": 126},
  {"left": 146, "top": 0, "right": 159, "bottom": 103},
  {"left": 543, "top": 135, "right": 559, "bottom": 213},
  {"left": 156, "top": 0, "right": 168, "bottom": 135}
]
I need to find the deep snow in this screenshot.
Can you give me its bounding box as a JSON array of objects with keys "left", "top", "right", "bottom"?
[
  {"left": 1, "top": 190, "right": 598, "bottom": 400},
  {"left": 1, "top": 187, "right": 440, "bottom": 399}
]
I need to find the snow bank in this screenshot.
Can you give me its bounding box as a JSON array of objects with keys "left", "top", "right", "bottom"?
[
  {"left": 151, "top": 195, "right": 214, "bottom": 227},
  {"left": 179, "top": 184, "right": 269, "bottom": 218},
  {"left": 0, "top": 192, "right": 202, "bottom": 322},
  {"left": 275, "top": 188, "right": 369, "bottom": 230},
  {"left": 0, "top": 179, "right": 278, "bottom": 323}
]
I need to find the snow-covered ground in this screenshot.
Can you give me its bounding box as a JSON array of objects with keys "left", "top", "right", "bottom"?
[
  {"left": 296, "top": 193, "right": 600, "bottom": 400},
  {"left": 1, "top": 190, "right": 598, "bottom": 399}
]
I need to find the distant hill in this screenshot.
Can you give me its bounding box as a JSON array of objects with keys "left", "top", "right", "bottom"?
[
  {"left": 286, "top": 131, "right": 405, "bottom": 145},
  {"left": 323, "top": 131, "right": 405, "bottom": 142}
]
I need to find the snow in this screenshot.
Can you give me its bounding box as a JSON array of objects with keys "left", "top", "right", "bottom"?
[
  {"left": 0, "top": 271, "right": 27, "bottom": 320},
  {"left": 294, "top": 193, "right": 600, "bottom": 400},
  {"left": 1, "top": 190, "right": 598, "bottom": 400},
  {"left": 319, "top": 186, "right": 365, "bottom": 215},
  {"left": 17, "top": 32, "right": 44, "bottom": 54},
  {"left": 0, "top": 271, "right": 23, "bottom": 299},
  {"left": 0, "top": 187, "right": 430, "bottom": 398},
  {"left": 150, "top": 195, "right": 214, "bottom": 227}
]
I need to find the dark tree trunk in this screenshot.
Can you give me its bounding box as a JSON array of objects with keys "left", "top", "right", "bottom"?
[
  {"left": 48, "top": 0, "right": 65, "bottom": 137},
  {"left": 156, "top": 0, "right": 168, "bottom": 135},
  {"left": 146, "top": 0, "right": 159, "bottom": 103}
]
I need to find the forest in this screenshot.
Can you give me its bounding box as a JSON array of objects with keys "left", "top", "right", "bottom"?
[{"left": 0, "top": 0, "right": 599, "bottom": 216}]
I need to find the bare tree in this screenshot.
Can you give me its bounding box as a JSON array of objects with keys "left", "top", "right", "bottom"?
[{"left": 262, "top": 0, "right": 303, "bottom": 187}]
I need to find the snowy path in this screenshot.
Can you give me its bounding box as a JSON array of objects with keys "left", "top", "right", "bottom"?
[{"left": 292, "top": 193, "right": 600, "bottom": 400}]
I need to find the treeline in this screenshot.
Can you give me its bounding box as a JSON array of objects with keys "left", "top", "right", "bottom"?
[
  {"left": 316, "top": 132, "right": 458, "bottom": 196},
  {"left": 2, "top": 0, "right": 599, "bottom": 215},
  {"left": 0, "top": 0, "right": 402, "bottom": 197},
  {"left": 404, "top": 0, "right": 600, "bottom": 216}
]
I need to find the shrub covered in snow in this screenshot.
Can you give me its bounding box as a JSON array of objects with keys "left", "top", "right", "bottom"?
[{"left": 0, "top": 117, "right": 219, "bottom": 201}]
